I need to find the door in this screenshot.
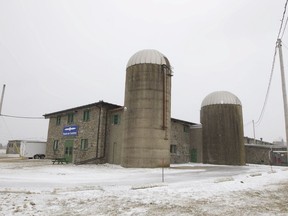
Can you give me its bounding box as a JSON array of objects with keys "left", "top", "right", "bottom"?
[
  {"left": 190, "top": 148, "right": 197, "bottom": 162},
  {"left": 64, "top": 140, "right": 73, "bottom": 163}
]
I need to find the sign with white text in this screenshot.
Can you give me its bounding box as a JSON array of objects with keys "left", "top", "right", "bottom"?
[{"left": 63, "top": 125, "right": 78, "bottom": 136}]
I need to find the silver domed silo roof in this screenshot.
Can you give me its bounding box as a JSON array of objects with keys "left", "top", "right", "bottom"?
[
  {"left": 126, "top": 49, "right": 170, "bottom": 68},
  {"left": 201, "top": 91, "right": 242, "bottom": 108}
]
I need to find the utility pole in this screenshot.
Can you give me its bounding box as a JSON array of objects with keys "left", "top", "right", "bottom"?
[
  {"left": 0, "top": 84, "right": 6, "bottom": 115},
  {"left": 277, "top": 39, "right": 288, "bottom": 163},
  {"left": 252, "top": 120, "right": 256, "bottom": 144}
]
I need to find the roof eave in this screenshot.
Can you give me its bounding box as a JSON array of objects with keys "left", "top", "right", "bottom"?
[{"left": 43, "top": 101, "right": 122, "bottom": 118}]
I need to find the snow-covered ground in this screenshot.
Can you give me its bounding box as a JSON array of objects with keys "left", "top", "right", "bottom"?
[{"left": 0, "top": 158, "right": 287, "bottom": 216}]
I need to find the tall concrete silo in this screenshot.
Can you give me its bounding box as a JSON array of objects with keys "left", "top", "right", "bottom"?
[
  {"left": 121, "top": 49, "right": 172, "bottom": 168},
  {"left": 201, "top": 91, "right": 245, "bottom": 165}
]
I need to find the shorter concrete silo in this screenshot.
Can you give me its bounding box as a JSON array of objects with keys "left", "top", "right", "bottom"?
[{"left": 201, "top": 91, "right": 245, "bottom": 165}]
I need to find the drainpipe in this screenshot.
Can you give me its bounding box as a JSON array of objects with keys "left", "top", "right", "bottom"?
[
  {"left": 162, "top": 65, "right": 170, "bottom": 140},
  {"left": 103, "top": 109, "right": 109, "bottom": 158},
  {"left": 162, "top": 65, "right": 167, "bottom": 131},
  {"left": 96, "top": 103, "right": 110, "bottom": 160},
  {"left": 96, "top": 105, "right": 102, "bottom": 159}
]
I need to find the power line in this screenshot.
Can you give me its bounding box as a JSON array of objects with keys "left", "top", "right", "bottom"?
[
  {"left": 0, "top": 114, "right": 44, "bottom": 120},
  {"left": 255, "top": 45, "right": 278, "bottom": 126},
  {"left": 254, "top": 0, "right": 288, "bottom": 126},
  {"left": 278, "top": 0, "right": 288, "bottom": 39},
  {"left": 0, "top": 115, "right": 13, "bottom": 138},
  {"left": 280, "top": 16, "right": 288, "bottom": 39}
]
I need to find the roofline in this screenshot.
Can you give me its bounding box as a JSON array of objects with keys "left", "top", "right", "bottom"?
[
  {"left": 8, "top": 140, "right": 46, "bottom": 143},
  {"left": 44, "top": 102, "right": 201, "bottom": 124},
  {"left": 43, "top": 100, "right": 122, "bottom": 118},
  {"left": 244, "top": 144, "right": 287, "bottom": 149},
  {"left": 171, "top": 118, "right": 200, "bottom": 126},
  {"left": 109, "top": 106, "right": 126, "bottom": 112}
]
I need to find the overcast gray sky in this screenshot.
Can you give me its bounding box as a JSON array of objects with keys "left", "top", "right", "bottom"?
[{"left": 1, "top": 0, "right": 288, "bottom": 145}]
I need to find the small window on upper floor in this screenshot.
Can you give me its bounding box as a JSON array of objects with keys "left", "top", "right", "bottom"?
[
  {"left": 56, "top": 116, "right": 61, "bottom": 125},
  {"left": 112, "top": 114, "right": 120, "bottom": 125},
  {"left": 83, "top": 110, "right": 90, "bottom": 122},
  {"left": 53, "top": 140, "right": 59, "bottom": 151},
  {"left": 170, "top": 144, "right": 177, "bottom": 154},
  {"left": 81, "top": 139, "right": 88, "bottom": 150},
  {"left": 67, "top": 113, "right": 74, "bottom": 124},
  {"left": 183, "top": 125, "right": 189, "bottom": 133}
]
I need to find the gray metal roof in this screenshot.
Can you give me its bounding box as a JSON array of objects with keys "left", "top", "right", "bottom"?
[
  {"left": 201, "top": 91, "right": 242, "bottom": 107},
  {"left": 126, "top": 49, "right": 170, "bottom": 68},
  {"left": 43, "top": 101, "right": 121, "bottom": 118}
]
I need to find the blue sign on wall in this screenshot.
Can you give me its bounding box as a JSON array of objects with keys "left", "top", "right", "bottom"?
[{"left": 63, "top": 125, "right": 78, "bottom": 136}]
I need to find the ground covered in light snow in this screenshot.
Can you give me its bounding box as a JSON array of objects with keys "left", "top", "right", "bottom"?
[{"left": 0, "top": 156, "right": 288, "bottom": 216}]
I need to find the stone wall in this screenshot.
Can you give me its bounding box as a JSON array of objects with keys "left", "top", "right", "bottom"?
[
  {"left": 245, "top": 145, "right": 270, "bottom": 164},
  {"left": 46, "top": 105, "right": 108, "bottom": 164},
  {"left": 170, "top": 120, "right": 191, "bottom": 163},
  {"left": 245, "top": 144, "right": 287, "bottom": 165}
]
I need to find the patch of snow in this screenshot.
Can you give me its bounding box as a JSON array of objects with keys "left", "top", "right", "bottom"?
[{"left": 0, "top": 160, "right": 287, "bottom": 215}]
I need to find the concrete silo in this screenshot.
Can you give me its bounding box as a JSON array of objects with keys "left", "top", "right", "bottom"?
[
  {"left": 201, "top": 91, "right": 245, "bottom": 165},
  {"left": 121, "top": 49, "right": 172, "bottom": 168}
]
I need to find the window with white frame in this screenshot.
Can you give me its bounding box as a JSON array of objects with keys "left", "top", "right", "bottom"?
[
  {"left": 53, "top": 140, "right": 59, "bottom": 151},
  {"left": 81, "top": 139, "right": 88, "bottom": 150},
  {"left": 112, "top": 114, "right": 120, "bottom": 125}
]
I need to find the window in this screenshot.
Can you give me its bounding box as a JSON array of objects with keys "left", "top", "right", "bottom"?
[
  {"left": 83, "top": 110, "right": 90, "bottom": 122},
  {"left": 56, "top": 116, "right": 61, "bottom": 125},
  {"left": 170, "top": 145, "right": 177, "bottom": 154},
  {"left": 112, "top": 114, "right": 120, "bottom": 125},
  {"left": 67, "top": 113, "right": 74, "bottom": 124},
  {"left": 81, "top": 139, "right": 88, "bottom": 150},
  {"left": 53, "top": 140, "right": 59, "bottom": 151},
  {"left": 65, "top": 147, "right": 73, "bottom": 155},
  {"left": 183, "top": 125, "right": 189, "bottom": 133}
]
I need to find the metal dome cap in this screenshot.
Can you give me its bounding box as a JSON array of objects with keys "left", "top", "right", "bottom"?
[
  {"left": 126, "top": 49, "right": 170, "bottom": 68},
  {"left": 201, "top": 91, "right": 242, "bottom": 108}
]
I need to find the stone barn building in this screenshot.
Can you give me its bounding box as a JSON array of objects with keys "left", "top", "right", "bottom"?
[
  {"left": 44, "top": 98, "right": 204, "bottom": 165},
  {"left": 44, "top": 101, "right": 202, "bottom": 165},
  {"left": 44, "top": 101, "right": 124, "bottom": 164},
  {"left": 170, "top": 119, "right": 202, "bottom": 163}
]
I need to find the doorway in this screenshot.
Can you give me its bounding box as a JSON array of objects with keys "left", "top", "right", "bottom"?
[
  {"left": 64, "top": 140, "right": 73, "bottom": 163},
  {"left": 190, "top": 148, "right": 197, "bottom": 162}
]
